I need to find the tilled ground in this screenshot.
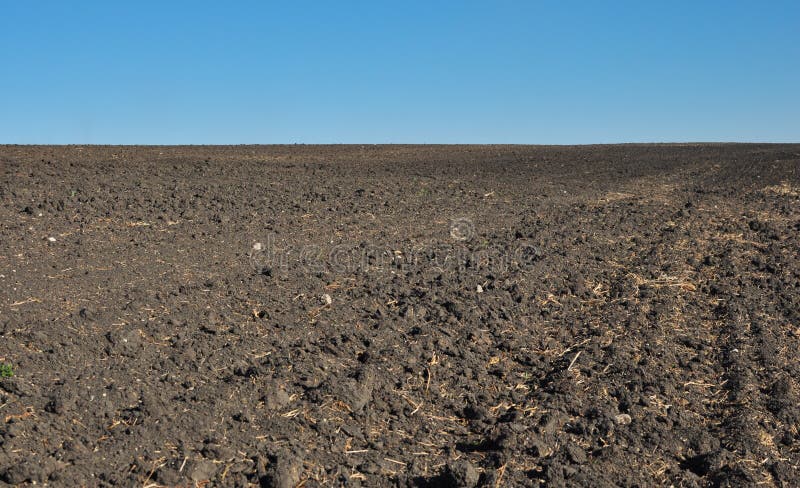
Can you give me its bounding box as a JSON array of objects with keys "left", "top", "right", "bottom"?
[{"left": 0, "top": 144, "right": 799, "bottom": 487}]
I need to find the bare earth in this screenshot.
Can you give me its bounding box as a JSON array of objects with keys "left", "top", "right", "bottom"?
[{"left": 1, "top": 144, "right": 799, "bottom": 487}]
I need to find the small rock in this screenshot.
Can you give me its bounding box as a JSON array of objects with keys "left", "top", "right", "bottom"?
[
  {"left": 47, "top": 236, "right": 56, "bottom": 242},
  {"left": 476, "top": 285, "right": 483, "bottom": 293},
  {"left": 614, "top": 413, "right": 632, "bottom": 425},
  {"left": 253, "top": 242, "right": 264, "bottom": 251},
  {"left": 322, "top": 294, "right": 332, "bottom": 305}
]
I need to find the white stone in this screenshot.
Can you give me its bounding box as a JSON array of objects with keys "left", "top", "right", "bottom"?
[{"left": 614, "top": 413, "right": 632, "bottom": 425}]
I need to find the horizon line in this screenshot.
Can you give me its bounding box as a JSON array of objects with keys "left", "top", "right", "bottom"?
[{"left": 2, "top": 141, "right": 799, "bottom": 147}]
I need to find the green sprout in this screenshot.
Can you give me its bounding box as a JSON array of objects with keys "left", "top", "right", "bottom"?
[{"left": 0, "top": 363, "right": 13, "bottom": 378}]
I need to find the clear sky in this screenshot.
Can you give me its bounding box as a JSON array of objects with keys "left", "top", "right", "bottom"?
[{"left": 2, "top": 1, "right": 798, "bottom": 144}]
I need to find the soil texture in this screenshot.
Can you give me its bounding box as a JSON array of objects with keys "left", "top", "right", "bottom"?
[{"left": 1, "top": 144, "right": 799, "bottom": 487}]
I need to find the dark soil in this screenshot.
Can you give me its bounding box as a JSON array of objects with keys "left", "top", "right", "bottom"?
[{"left": 1, "top": 144, "right": 799, "bottom": 487}]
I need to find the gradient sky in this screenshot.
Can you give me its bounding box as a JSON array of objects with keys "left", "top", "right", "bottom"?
[{"left": 2, "top": 1, "right": 798, "bottom": 144}]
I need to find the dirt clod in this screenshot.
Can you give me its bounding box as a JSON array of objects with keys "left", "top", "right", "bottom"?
[
  {"left": 263, "top": 452, "right": 303, "bottom": 488},
  {"left": 443, "top": 459, "right": 480, "bottom": 487},
  {"left": 189, "top": 459, "right": 218, "bottom": 482}
]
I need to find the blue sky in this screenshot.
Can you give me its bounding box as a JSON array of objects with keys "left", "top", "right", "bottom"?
[{"left": 1, "top": 1, "right": 798, "bottom": 144}]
